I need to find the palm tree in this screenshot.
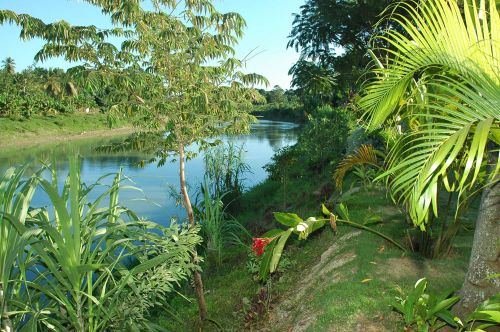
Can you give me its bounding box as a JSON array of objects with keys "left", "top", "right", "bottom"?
[
  {"left": 44, "top": 76, "right": 63, "bottom": 98},
  {"left": 2, "top": 57, "right": 15, "bottom": 74},
  {"left": 359, "top": 0, "right": 499, "bottom": 314}
]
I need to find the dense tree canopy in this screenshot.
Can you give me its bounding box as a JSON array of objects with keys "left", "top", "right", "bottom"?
[
  {"left": 289, "top": 59, "right": 338, "bottom": 107},
  {"left": 288, "top": 0, "right": 394, "bottom": 96},
  {"left": 0, "top": 64, "right": 99, "bottom": 118}
]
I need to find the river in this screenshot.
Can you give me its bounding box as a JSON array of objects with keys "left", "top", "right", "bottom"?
[{"left": 0, "top": 120, "right": 299, "bottom": 225}]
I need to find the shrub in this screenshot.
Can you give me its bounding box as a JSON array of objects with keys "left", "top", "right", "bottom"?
[{"left": 264, "top": 105, "right": 352, "bottom": 177}]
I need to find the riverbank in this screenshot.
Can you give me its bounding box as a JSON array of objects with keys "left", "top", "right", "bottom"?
[
  {"left": 0, "top": 113, "right": 134, "bottom": 150},
  {"left": 158, "top": 165, "right": 475, "bottom": 331}
]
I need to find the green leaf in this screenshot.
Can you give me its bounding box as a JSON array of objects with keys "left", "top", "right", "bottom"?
[
  {"left": 336, "top": 203, "right": 350, "bottom": 221},
  {"left": 260, "top": 229, "right": 284, "bottom": 238},
  {"left": 321, "top": 204, "right": 331, "bottom": 216},
  {"left": 364, "top": 214, "right": 383, "bottom": 226},
  {"left": 273, "top": 212, "right": 303, "bottom": 227},
  {"left": 259, "top": 238, "right": 277, "bottom": 280},
  {"left": 404, "top": 278, "right": 427, "bottom": 321},
  {"left": 468, "top": 310, "right": 500, "bottom": 323},
  {"left": 427, "top": 296, "right": 459, "bottom": 317},
  {"left": 435, "top": 311, "right": 459, "bottom": 327},
  {"left": 269, "top": 229, "right": 293, "bottom": 273}
]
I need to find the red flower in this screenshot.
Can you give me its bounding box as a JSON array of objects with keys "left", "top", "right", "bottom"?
[{"left": 251, "top": 237, "right": 272, "bottom": 256}]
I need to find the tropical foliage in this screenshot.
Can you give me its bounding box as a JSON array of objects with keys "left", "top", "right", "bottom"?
[
  {"left": 4, "top": 0, "right": 269, "bottom": 320},
  {"left": 0, "top": 160, "right": 201, "bottom": 331},
  {"left": 333, "top": 144, "right": 381, "bottom": 190},
  {"left": 194, "top": 180, "right": 249, "bottom": 268},
  {"left": 288, "top": 59, "right": 338, "bottom": 108},
  {"left": 1, "top": 0, "right": 499, "bottom": 329},
  {"left": 359, "top": 0, "right": 499, "bottom": 310},
  {"left": 255, "top": 204, "right": 405, "bottom": 281},
  {"left": 393, "top": 279, "right": 500, "bottom": 332},
  {"left": 204, "top": 142, "right": 250, "bottom": 200},
  {"left": 1, "top": 57, "right": 15, "bottom": 74},
  {"left": 296, "top": 105, "right": 352, "bottom": 171},
  {"left": 393, "top": 278, "right": 460, "bottom": 331},
  {"left": 359, "top": 0, "right": 499, "bottom": 228},
  {"left": 0, "top": 65, "right": 95, "bottom": 118}
]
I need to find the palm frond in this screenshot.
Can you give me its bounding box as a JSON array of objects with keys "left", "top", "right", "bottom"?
[
  {"left": 333, "top": 144, "right": 380, "bottom": 190},
  {"left": 360, "top": 0, "right": 499, "bottom": 127},
  {"left": 359, "top": 0, "right": 500, "bottom": 228}
]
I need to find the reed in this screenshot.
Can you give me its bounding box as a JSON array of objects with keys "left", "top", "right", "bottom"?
[{"left": 195, "top": 179, "right": 250, "bottom": 268}]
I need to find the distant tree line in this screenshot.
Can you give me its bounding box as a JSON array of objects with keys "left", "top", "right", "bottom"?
[
  {"left": 252, "top": 85, "right": 306, "bottom": 123},
  {"left": 0, "top": 57, "right": 144, "bottom": 119}
]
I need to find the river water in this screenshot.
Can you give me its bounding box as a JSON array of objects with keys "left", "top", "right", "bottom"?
[{"left": 0, "top": 120, "right": 299, "bottom": 225}]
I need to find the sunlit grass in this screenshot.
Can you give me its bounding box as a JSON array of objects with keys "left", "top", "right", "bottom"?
[{"left": 157, "top": 172, "right": 474, "bottom": 331}]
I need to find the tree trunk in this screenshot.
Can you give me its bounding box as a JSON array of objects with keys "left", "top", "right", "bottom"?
[
  {"left": 456, "top": 174, "right": 500, "bottom": 316},
  {"left": 179, "top": 143, "right": 207, "bottom": 322}
]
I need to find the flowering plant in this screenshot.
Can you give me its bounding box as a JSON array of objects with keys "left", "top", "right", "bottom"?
[
  {"left": 254, "top": 204, "right": 405, "bottom": 280},
  {"left": 251, "top": 237, "right": 272, "bottom": 256},
  {"left": 254, "top": 211, "right": 326, "bottom": 280}
]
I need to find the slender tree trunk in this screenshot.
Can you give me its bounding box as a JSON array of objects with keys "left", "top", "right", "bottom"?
[
  {"left": 456, "top": 171, "right": 500, "bottom": 316},
  {"left": 179, "top": 143, "right": 207, "bottom": 322}
]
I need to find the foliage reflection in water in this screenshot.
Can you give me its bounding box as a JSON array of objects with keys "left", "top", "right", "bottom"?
[{"left": 0, "top": 120, "right": 299, "bottom": 225}]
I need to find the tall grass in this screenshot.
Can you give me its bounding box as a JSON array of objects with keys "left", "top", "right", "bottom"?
[
  {"left": 195, "top": 179, "right": 250, "bottom": 268},
  {"left": 204, "top": 141, "right": 251, "bottom": 200},
  {"left": 0, "top": 157, "right": 201, "bottom": 331}
]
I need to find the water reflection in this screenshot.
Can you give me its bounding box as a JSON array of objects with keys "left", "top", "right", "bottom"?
[{"left": 0, "top": 120, "right": 299, "bottom": 225}]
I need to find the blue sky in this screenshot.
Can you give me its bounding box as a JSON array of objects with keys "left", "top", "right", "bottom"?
[{"left": 0, "top": 0, "right": 304, "bottom": 89}]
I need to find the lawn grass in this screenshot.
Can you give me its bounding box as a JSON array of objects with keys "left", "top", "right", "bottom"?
[
  {"left": 0, "top": 112, "right": 130, "bottom": 144},
  {"left": 157, "top": 169, "right": 474, "bottom": 331}
]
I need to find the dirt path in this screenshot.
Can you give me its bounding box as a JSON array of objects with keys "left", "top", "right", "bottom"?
[
  {"left": 264, "top": 231, "right": 361, "bottom": 332},
  {"left": 0, "top": 126, "right": 136, "bottom": 151}
]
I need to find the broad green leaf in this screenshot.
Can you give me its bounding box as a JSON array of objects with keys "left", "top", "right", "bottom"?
[
  {"left": 436, "top": 311, "right": 459, "bottom": 327},
  {"left": 273, "top": 212, "right": 303, "bottom": 227},
  {"left": 259, "top": 238, "right": 277, "bottom": 280},
  {"left": 260, "top": 229, "right": 284, "bottom": 238},
  {"left": 269, "top": 229, "right": 293, "bottom": 273},
  {"left": 427, "top": 296, "right": 460, "bottom": 317}
]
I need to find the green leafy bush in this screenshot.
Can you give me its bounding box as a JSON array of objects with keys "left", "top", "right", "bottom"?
[
  {"left": 203, "top": 141, "right": 251, "bottom": 212},
  {"left": 296, "top": 105, "right": 352, "bottom": 170},
  {"left": 459, "top": 293, "right": 500, "bottom": 331},
  {"left": 194, "top": 180, "right": 249, "bottom": 267},
  {"left": 264, "top": 105, "right": 352, "bottom": 179},
  {"left": 393, "top": 278, "right": 460, "bottom": 331},
  {"left": 393, "top": 279, "right": 500, "bottom": 331}
]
